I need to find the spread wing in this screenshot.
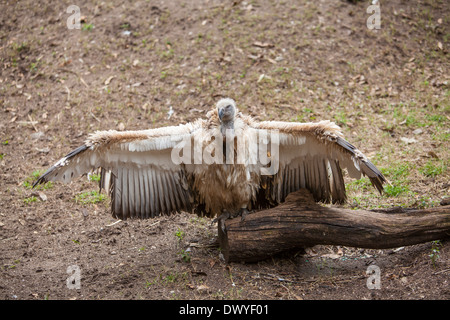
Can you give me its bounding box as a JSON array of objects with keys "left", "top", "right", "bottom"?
[
  {"left": 33, "top": 121, "right": 204, "bottom": 220},
  {"left": 248, "top": 119, "right": 386, "bottom": 205}
]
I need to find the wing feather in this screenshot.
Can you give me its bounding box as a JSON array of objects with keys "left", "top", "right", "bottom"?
[
  {"left": 33, "top": 122, "right": 203, "bottom": 219},
  {"left": 248, "top": 119, "right": 386, "bottom": 204},
  {"left": 164, "top": 171, "right": 176, "bottom": 212},
  {"left": 329, "top": 159, "right": 346, "bottom": 204},
  {"left": 150, "top": 168, "right": 160, "bottom": 217},
  {"left": 155, "top": 170, "right": 166, "bottom": 214},
  {"left": 121, "top": 168, "right": 129, "bottom": 219},
  {"left": 134, "top": 168, "right": 142, "bottom": 218},
  {"left": 142, "top": 169, "right": 150, "bottom": 219}
]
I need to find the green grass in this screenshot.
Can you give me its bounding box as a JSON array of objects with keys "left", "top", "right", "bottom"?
[
  {"left": 347, "top": 161, "right": 417, "bottom": 207},
  {"left": 429, "top": 240, "right": 442, "bottom": 268},
  {"left": 419, "top": 160, "right": 447, "bottom": 178},
  {"left": 88, "top": 173, "right": 101, "bottom": 182},
  {"left": 163, "top": 271, "right": 188, "bottom": 284},
  {"left": 381, "top": 163, "right": 412, "bottom": 197},
  {"left": 81, "top": 23, "right": 94, "bottom": 31},
  {"left": 381, "top": 163, "right": 410, "bottom": 180},
  {"left": 346, "top": 177, "right": 372, "bottom": 193},
  {"left": 23, "top": 171, "right": 53, "bottom": 190},
  {"left": 383, "top": 184, "right": 410, "bottom": 197},
  {"left": 23, "top": 196, "right": 38, "bottom": 204},
  {"left": 175, "top": 228, "right": 185, "bottom": 242},
  {"left": 178, "top": 249, "right": 191, "bottom": 263},
  {"left": 75, "top": 190, "right": 106, "bottom": 205}
]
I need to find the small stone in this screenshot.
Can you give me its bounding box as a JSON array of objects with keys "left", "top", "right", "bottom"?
[{"left": 30, "top": 132, "right": 45, "bottom": 140}]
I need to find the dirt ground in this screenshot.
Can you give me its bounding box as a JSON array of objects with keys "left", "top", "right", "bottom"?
[{"left": 0, "top": 0, "right": 449, "bottom": 300}]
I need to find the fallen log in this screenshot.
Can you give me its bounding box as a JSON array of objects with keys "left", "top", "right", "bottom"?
[{"left": 218, "top": 189, "right": 450, "bottom": 263}]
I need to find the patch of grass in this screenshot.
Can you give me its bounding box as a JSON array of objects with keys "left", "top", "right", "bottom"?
[
  {"left": 380, "top": 163, "right": 412, "bottom": 197},
  {"left": 419, "top": 160, "right": 446, "bottom": 178},
  {"left": 81, "top": 23, "right": 94, "bottom": 31},
  {"left": 160, "top": 70, "right": 168, "bottom": 79},
  {"left": 160, "top": 48, "right": 174, "bottom": 59},
  {"left": 88, "top": 173, "right": 101, "bottom": 182},
  {"left": 178, "top": 249, "right": 191, "bottom": 263},
  {"left": 75, "top": 190, "right": 106, "bottom": 205},
  {"left": 383, "top": 184, "right": 410, "bottom": 197},
  {"left": 426, "top": 114, "right": 445, "bottom": 123},
  {"left": 381, "top": 163, "right": 411, "bottom": 181},
  {"left": 415, "top": 196, "right": 441, "bottom": 209},
  {"left": 333, "top": 111, "right": 348, "bottom": 126},
  {"left": 29, "top": 62, "right": 38, "bottom": 73},
  {"left": 23, "top": 196, "right": 38, "bottom": 204},
  {"left": 175, "top": 228, "right": 185, "bottom": 242},
  {"left": 12, "top": 42, "right": 28, "bottom": 53},
  {"left": 429, "top": 240, "right": 441, "bottom": 268},
  {"left": 144, "top": 278, "right": 158, "bottom": 288},
  {"left": 346, "top": 177, "right": 372, "bottom": 192},
  {"left": 23, "top": 171, "right": 53, "bottom": 190},
  {"left": 162, "top": 270, "right": 189, "bottom": 285}
]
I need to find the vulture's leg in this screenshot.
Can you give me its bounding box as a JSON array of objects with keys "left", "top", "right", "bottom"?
[
  {"left": 212, "top": 210, "right": 231, "bottom": 234},
  {"left": 238, "top": 208, "right": 249, "bottom": 221}
]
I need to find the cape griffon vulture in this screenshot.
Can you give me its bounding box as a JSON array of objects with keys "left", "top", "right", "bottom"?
[{"left": 33, "top": 98, "right": 386, "bottom": 226}]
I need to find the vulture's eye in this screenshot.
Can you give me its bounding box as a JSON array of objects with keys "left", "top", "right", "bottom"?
[{"left": 226, "top": 105, "right": 232, "bottom": 110}]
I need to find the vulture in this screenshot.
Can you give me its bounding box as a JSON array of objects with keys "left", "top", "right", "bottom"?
[{"left": 33, "top": 98, "right": 386, "bottom": 228}]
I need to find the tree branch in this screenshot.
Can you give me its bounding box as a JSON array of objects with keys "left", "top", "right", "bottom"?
[{"left": 218, "top": 189, "right": 450, "bottom": 263}]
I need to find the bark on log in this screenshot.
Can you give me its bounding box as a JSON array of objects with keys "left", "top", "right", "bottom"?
[{"left": 218, "top": 189, "right": 450, "bottom": 263}]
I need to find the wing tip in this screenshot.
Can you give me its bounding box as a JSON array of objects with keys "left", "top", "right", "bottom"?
[
  {"left": 336, "top": 136, "right": 388, "bottom": 194},
  {"left": 32, "top": 144, "right": 90, "bottom": 188},
  {"left": 32, "top": 176, "right": 46, "bottom": 188}
]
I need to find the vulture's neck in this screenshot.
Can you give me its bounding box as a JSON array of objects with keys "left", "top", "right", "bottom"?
[{"left": 220, "top": 119, "right": 234, "bottom": 137}]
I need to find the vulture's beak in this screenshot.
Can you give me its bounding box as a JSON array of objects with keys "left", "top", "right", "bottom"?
[{"left": 218, "top": 108, "right": 224, "bottom": 120}]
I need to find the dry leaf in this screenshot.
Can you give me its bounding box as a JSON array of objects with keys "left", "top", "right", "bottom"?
[
  {"left": 253, "top": 41, "right": 274, "bottom": 48},
  {"left": 247, "top": 54, "right": 261, "bottom": 60},
  {"left": 196, "top": 285, "right": 210, "bottom": 293},
  {"left": 400, "top": 137, "right": 417, "bottom": 144},
  {"left": 257, "top": 74, "right": 265, "bottom": 83},
  {"left": 321, "top": 253, "right": 341, "bottom": 259},
  {"left": 104, "top": 76, "right": 115, "bottom": 85},
  {"left": 427, "top": 151, "right": 439, "bottom": 159}
]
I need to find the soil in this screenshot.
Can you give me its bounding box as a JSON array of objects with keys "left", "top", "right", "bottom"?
[{"left": 0, "top": 0, "right": 449, "bottom": 300}]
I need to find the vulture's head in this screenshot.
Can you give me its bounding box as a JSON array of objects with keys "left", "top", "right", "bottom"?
[{"left": 217, "top": 98, "right": 236, "bottom": 123}]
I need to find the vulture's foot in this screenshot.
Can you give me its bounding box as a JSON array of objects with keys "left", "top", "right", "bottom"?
[
  {"left": 212, "top": 211, "right": 231, "bottom": 234},
  {"left": 239, "top": 208, "right": 249, "bottom": 221}
]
